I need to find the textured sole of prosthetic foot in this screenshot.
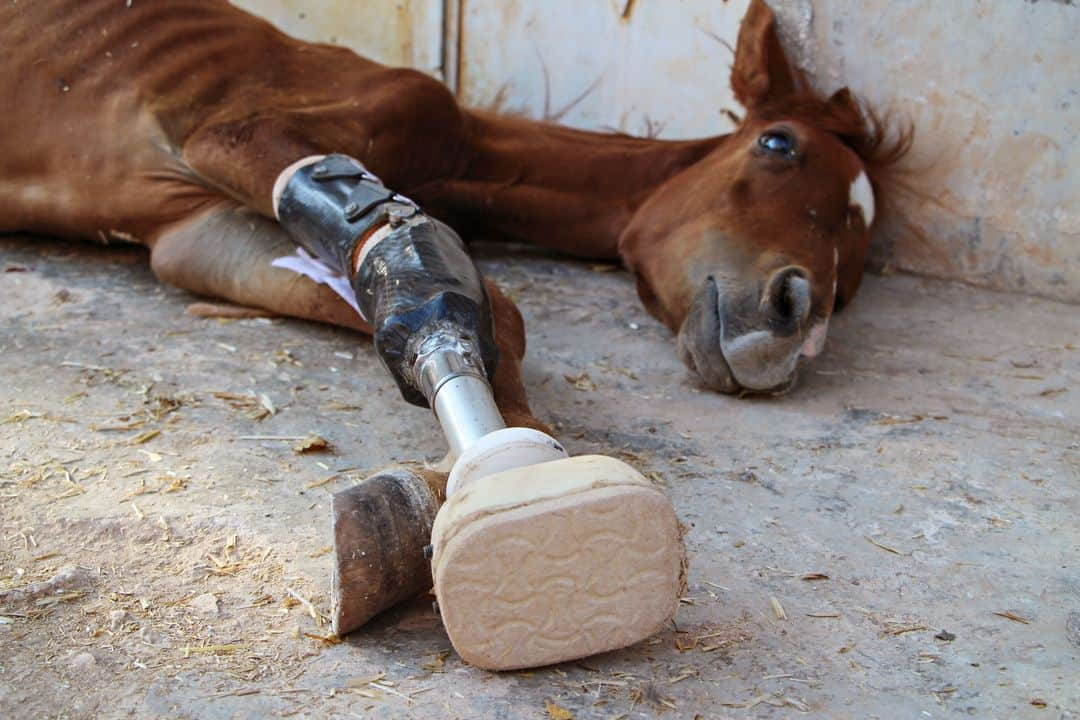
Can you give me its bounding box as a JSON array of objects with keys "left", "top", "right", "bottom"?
[{"left": 430, "top": 455, "right": 685, "bottom": 671}]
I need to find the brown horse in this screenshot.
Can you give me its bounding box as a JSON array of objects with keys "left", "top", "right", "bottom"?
[{"left": 0, "top": 0, "right": 906, "bottom": 431}]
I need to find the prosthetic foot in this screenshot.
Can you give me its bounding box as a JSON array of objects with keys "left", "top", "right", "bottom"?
[
  {"left": 274, "top": 155, "right": 685, "bottom": 670},
  {"left": 433, "top": 453, "right": 684, "bottom": 670}
]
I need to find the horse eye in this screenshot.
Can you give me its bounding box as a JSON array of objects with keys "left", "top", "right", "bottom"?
[{"left": 758, "top": 131, "right": 796, "bottom": 157}]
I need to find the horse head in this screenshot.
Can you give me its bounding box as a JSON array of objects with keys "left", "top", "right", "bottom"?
[{"left": 619, "top": 0, "right": 909, "bottom": 394}]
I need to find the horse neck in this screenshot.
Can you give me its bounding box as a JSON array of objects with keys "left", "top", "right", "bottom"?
[{"left": 412, "top": 111, "right": 723, "bottom": 259}]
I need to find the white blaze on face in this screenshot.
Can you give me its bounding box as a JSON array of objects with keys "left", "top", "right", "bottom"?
[
  {"left": 832, "top": 245, "right": 839, "bottom": 296},
  {"left": 799, "top": 320, "right": 829, "bottom": 358},
  {"left": 848, "top": 170, "right": 875, "bottom": 228},
  {"left": 800, "top": 246, "right": 838, "bottom": 360}
]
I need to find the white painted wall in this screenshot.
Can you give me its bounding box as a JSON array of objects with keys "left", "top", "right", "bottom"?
[
  {"left": 455, "top": 0, "right": 750, "bottom": 139},
  {"left": 234, "top": 0, "right": 1078, "bottom": 302},
  {"left": 230, "top": 0, "right": 445, "bottom": 75},
  {"left": 772, "top": 0, "right": 1078, "bottom": 301}
]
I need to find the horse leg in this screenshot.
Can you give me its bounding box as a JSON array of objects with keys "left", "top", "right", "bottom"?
[
  {"left": 147, "top": 202, "right": 542, "bottom": 432},
  {"left": 149, "top": 198, "right": 548, "bottom": 636},
  {"left": 149, "top": 203, "right": 367, "bottom": 330},
  {"left": 169, "top": 142, "right": 684, "bottom": 667}
]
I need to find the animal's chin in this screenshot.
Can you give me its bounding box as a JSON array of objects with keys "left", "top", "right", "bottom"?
[
  {"left": 676, "top": 325, "right": 739, "bottom": 394},
  {"left": 675, "top": 285, "right": 800, "bottom": 396},
  {"left": 677, "top": 327, "right": 800, "bottom": 396},
  {"left": 675, "top": 288, "right": 743, "bottom": 394}
]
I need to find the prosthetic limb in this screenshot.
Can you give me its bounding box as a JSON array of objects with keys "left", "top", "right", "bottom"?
[{"left": 274, "top": 156, "right": 685, "bottom": 670}]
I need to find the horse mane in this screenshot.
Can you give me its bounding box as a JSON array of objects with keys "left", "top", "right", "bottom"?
[{"left": 754, "top": 91, "right": 913, "bottom": 184}]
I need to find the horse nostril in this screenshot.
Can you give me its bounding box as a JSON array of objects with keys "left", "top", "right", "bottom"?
[{"left": 763, "top": 266, "right": 811, "bottom": 326}]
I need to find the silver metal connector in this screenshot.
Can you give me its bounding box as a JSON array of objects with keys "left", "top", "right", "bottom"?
[
  {"left": 410, "top": 324, "right": 505, "bottom": 457},
  {"left": 432, "top": 374, "right": 505, "bottom": 457}
]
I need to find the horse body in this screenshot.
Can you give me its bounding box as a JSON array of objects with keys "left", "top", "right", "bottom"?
[
  {"left": 0, "top": 0, "right": 905, "bottom": 410},
  {"left": 1, "top": 1, "right": 446, "bottom": 233}
]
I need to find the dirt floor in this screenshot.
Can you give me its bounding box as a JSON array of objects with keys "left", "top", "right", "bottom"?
[{"left": 1, "top": 235, "right": 1077, "bottom": 719}]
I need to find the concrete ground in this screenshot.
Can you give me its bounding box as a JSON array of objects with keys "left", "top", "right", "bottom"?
[{"left": 1, "top": 236, "right": 1076, "bottom": 719}]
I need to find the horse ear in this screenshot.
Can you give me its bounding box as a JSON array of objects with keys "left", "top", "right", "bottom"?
[
  {"left": 730, "top": 0, "right": 797, "bottom": 109},
  {"left": 827, "top": 87, "right": 859, "bottom": 114}
]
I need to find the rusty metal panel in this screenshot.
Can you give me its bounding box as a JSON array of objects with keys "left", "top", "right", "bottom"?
[
  {"left": 456, "top": 0, "right": 752, "bottom": 139},
  {"left": 231, "top": 0, "right": 446, "bottom": 77}
]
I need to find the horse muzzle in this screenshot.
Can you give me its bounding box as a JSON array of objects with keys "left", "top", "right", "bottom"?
[{"left": 676, "top": 269, "right": 823, "bottom": 395}]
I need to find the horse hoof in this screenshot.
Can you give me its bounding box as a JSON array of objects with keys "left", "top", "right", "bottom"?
[
  {"left": 330, "top": 467, "right": 445, "bottom": 636},
  {"left": 430, "top": 455, "right": 685, "bottom": 671}
]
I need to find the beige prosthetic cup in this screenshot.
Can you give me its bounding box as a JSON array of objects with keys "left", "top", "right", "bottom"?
[{"left": 430, "top": 455, "right": 685, "bottom": 671}]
